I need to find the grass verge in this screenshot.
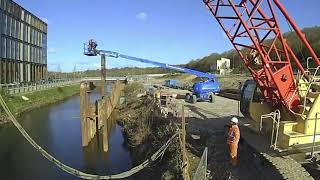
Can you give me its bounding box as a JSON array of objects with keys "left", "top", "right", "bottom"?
[{"left": 0, "top": 84, "right": 80, "bottom": 124}]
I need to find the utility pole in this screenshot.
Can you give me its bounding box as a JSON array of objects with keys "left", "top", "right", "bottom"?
[
  {"left": 57, "top": 64, "right": 62, "bottom": 80},
  {"left": 73, "top": 65, "right": 77, "bottom": 80},
  {"left": 100, "top": 54, "right": 106, "bottom": 96},
  {"left": 181, "top": 105, "right": 190, "bottom": 180}
]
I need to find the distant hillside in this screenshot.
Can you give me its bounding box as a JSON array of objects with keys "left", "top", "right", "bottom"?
[
  {"left": 185, "top": 26, "right": 320, "bottom": 73},
  {"left": 48, "top": 67, "right": 173, "bottom": 78},
  {"left": 84, "top": 67, "right": 173, "bottom": 77},
  {"left": 52, "top": 26, "right": 320, "bottom": 77}
]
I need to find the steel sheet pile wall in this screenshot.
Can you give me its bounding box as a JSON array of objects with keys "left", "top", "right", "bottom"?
[{"left": 80, "top": 81, "right": 124, "bottom": 151}]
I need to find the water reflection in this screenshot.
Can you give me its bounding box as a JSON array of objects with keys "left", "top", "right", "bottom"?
[
  {"left": 83, "top": 111, "right": 117, "bottom": 173},
  {"left": 0, "top": 93, "right": 134, "bottom": 180}
]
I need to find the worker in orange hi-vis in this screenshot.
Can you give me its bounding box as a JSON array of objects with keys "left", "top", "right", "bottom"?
[{"left": 227, "top": 117, "right": 240, "bottom": 166}]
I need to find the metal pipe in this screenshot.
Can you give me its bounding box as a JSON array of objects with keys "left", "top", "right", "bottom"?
[
  {"left": 274, "top": 110, "right": 281, "bottom": 150},
  {"left": 270, "top": 115, "right": 275, "bottom": 147},
  {"left": 311, "top": 113, "right": 320, "bottom": 158},
  {"left": 100, "top": 54, "right": 106, "bottom": 97},
  {"left": 307, "top": 57, "right": 312, "bottom": 70},
  {"left": 266, "top": 109, "right": 281, "bottom": 150},
  {"left": 261, "top": 114, "right": 273, "bottom": 132},
  {"left": 238, "top": 82, "right": 242, "bottom": 116}
]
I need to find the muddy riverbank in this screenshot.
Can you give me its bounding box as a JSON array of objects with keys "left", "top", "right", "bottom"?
[{"left": 117, "top": 83, "right": 182, "bottom": 179}]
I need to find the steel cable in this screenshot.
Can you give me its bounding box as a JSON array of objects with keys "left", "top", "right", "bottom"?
[{"left": 0, "top": 94, "right": 180, "bottom": 179}]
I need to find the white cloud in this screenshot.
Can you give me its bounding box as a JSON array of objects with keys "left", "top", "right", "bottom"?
[
  {"left": 136, "top": 12, "right": 148, "bottom": 21},
  {"left": 48, "top": 47, "right": 57, "bottom": 53}
]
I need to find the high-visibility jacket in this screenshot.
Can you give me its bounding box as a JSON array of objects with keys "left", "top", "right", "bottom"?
[
  {"left": 228, "top": 125, "right": 240, "bottom": 144},
  {"left": 155, "top": 91, "right": 161, "bottom": 99}
]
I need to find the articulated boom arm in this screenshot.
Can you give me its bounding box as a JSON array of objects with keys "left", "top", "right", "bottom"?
[
  {"left": 204, "top": 0, "right": 320, "bottom": 110},
  {"left": 114, "top": 52, "right": 215, "bottom": 79},
  {"left": 84, "top": 43, "right": 215, "bottom": 79}
]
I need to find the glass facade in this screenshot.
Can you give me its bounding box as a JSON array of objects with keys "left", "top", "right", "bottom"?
[{"left": 0, "top": 0, "right": 47, "bottom": 84}]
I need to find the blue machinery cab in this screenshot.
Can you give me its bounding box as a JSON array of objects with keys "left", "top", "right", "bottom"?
[
  {"left": 193, "top": 80, "right": 220, "bottom": 95},
  {"left": 186, "top": 79, "right": 220, "bottom": 104}
]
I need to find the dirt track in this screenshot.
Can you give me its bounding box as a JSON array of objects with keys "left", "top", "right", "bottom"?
[
  {"left": 143, "top": 72, "right": 316, "bottom": 179},
  {"left": 160, "top": 88, "right": 261, "bottom": 179},
  {"left": 160, "top": 87, "right": 315, "bottom": 180}
]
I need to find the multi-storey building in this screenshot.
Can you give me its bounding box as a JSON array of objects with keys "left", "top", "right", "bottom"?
[{"left": 0, "top": 0, "right": 47, "bottom": 84}]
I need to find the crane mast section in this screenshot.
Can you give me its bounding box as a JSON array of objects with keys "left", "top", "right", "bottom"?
[{"left": 204, "top": 0, "right": 319, "bottom": 110}]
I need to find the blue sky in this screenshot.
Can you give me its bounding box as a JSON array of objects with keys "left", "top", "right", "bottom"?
[{"left": 15, "top": 0, "right": 320, "bottom": 72}]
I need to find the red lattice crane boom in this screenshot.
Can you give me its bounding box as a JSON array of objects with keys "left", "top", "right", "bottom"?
[{"left": 204, "top": 0, "right": 320, "bottom": 111}]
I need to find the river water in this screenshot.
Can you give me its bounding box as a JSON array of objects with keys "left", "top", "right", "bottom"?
[{"left": 0, "top": 93, "right": 134, "bottom": 180}]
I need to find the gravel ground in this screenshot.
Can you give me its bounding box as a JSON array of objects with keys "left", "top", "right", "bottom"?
[
  {"left": 164, "top": 87, "right": 318, "bottom": 180},
  {"left": 141, "top": 75, "right": 318, "bottom": 180},
  {"left": 184, "top": 103, "right": 261, "bottom": 179},
  {"left": 159, "top": 87, "right": 262, "bottom": 179}
]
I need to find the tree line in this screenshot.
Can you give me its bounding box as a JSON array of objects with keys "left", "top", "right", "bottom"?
[
  {"left": 185, "top": 26, "right": 320, "bottom": 73},
  {"left": 50, "top": 26, "right": 320, "bottom": 77}
]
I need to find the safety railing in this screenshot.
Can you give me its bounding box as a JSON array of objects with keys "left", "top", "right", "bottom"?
[
  {"left": 307, "top": 57, "right": 320, "bottom": 70},
  {"left": 286, "top": 68, "right": 309, "bottom": 108},
  {"left": 270, "top": 110, "right": 281, "bottom": 151},
  {"left": 260, "top": 109, "right": 281, "bottom": 150},
  {"left": 286, "top": 57, "right": 319, "bottom": 108},
  {"left": 287, "top": 63, "right": 320, "bottom": 117},
  {"left": 311, "top": 113, "right": 320, "bottom": 159},
  {"left": 297, "top": 66, "right": 320, "bottom": 117},
  {"left": 192, "top": 147, "right": 209, "bottom": 180},
  {"left": 311, "top": 65, "right": 320, "bottom": 82},
  {"left": 2, "top": 79, "right": 81, "bottom": 95}
]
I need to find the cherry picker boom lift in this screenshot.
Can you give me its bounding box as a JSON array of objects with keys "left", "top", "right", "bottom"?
[{"left": 84, "top": 40, "right": 220, "bottom": 103}]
